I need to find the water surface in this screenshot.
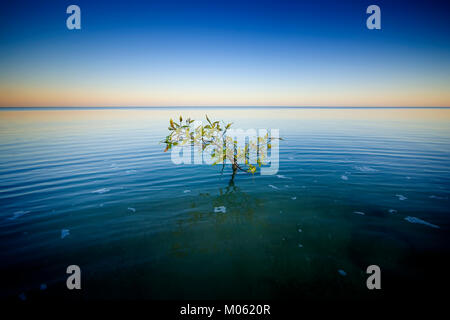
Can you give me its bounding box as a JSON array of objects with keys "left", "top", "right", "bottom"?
[{"left": 1, "top": 108, "right": 449, "bottom": 300}]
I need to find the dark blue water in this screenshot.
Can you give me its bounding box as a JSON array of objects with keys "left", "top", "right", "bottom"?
[{"left": 0, "top": 108, "right": 449, "bottom": 300}]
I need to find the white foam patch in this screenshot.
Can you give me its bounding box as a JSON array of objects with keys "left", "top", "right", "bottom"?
[
  {"left": 341, "top": 175, "right": 349, "bottom": 181},
  {"left": 389, "top": 209, "right": 397, "bottom": 214},
  {"left": 354, "top": 211, "right": 365, "bottom": 215},
  {"left": 8, "top": 210, "right": 30, "bottom": 220},
  {"left": 404, "top": 216, "right": 440, "bottom": 229},
  {"left": 268, "top": 184, "right": 280, "bottom": 190},
  {"left": 183, "top": 190, "right": 191, "bottom": 193},
  {"left": 127, "top": 207, "right": 136, "bottom": 213},
  {"left": 61, "top": 229, "right": 70, "bottom": 239},
  {"left": 396, "top": 194, "right": 407, "bottom": 201},
  {"left": 126, "top": 169, "right": 137, "bottom": 174},
  {"left": 429, "top": 195, "right": 448, "bottom": 200},
  {"left": 298, "top": 228, "right": 302, "bottom": 233},
  {"left": 354, "top": 165, "right": 377, "bottom": 172},
  {"left": 92, "top": 188, "right": 110, "bottom": 194},
  {"left": 291, "top": 196, "right": 297, "bottom": 200},
  {"left": 276, "top": 175, "right": 292, "bottom": 179},
  {"left": 214, "top": 206, "right": 227, "bottom": 213}
]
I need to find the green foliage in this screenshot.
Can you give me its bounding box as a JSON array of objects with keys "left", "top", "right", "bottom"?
[{"left": 162, "top": 115, "right": 280, "bottom": 176}]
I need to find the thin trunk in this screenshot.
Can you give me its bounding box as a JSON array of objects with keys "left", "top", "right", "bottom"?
[{"left": 230, "top": 162, "right": 237, "bottom": 185}]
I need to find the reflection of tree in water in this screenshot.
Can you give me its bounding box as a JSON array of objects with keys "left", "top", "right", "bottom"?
[{"left": 170, "top": 180, "right": 267, "bottom": 258}]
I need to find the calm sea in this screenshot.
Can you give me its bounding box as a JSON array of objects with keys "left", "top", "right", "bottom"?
[{"left": 0, "top": 108, "right": 449, "bottom": 300}]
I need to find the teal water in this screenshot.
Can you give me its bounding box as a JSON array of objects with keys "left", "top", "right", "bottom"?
[{"left": 0, "top": 108, "right": 449, "bottom": 300}]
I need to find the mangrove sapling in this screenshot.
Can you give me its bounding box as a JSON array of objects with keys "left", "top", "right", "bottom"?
[{"left": 162, "top": 115, "right": 281, "bottom": 183}]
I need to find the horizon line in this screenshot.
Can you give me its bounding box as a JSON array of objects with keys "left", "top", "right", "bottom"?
[{"left": 1, "top": 106, "right": 450, "bottom": 110}]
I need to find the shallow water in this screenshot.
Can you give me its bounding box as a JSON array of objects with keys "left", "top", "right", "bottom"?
[{"left": 0, "top": 108, "right": 449, "bottom": 300}]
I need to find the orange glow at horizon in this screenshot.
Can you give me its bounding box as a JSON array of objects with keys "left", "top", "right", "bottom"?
[{"left": 1, "top": 83, "right": 449, "bottom": 107}]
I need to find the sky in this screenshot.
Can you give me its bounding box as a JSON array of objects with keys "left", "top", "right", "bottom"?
[{"left": 0, "top": 0, "right": 449, "bottom": 107}]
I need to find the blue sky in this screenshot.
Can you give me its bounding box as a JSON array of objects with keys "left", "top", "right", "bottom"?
[{"left": 1, "top": 0, "right": 449, "bottom": 106}]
